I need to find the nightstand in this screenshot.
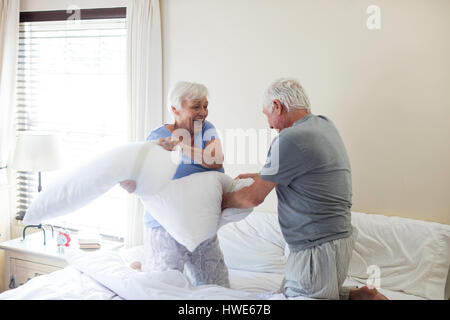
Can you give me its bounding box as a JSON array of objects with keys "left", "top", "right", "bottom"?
[{"left": 0, "top": 231, "right": 123, "bottom": 292}]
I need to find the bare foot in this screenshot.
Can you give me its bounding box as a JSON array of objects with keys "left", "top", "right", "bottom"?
[
  {"left": 129, "top": 261, "right": 142, "bottom": 271},
  {"left": 349, "top": 286, "right": 389, "bottom": 300}
]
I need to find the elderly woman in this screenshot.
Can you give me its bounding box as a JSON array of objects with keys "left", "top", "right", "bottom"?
[{"left": 121, "top": 81, "right": 229, "bottom": 287}]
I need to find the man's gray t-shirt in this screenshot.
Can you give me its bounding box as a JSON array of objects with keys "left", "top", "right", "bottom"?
[{"left": 260, "top": 114, "right": 352, "bottom": 252}]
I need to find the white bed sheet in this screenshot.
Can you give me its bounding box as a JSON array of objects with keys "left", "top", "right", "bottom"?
[
  {"left": 228, "top": 269, "right": 425, "bottom": 300},
  {"left": 0, "top": 248, "right": 425, "bottom": 300},
  {"left": 0, "top": 248, "right": 290, "bottom": 300},
  {"left": 0, "top": 266, "right": 121, "bottom": 300}
]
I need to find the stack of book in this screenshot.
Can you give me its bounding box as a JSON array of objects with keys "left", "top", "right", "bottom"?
[{"left": 78, "top": 235, "right": 101, "bottom": 250}]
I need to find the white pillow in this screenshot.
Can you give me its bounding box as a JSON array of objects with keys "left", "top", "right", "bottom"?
[
  {"left": 219, "top": 177, "right": 255, "bottom": 227},
  {"left": 349, "top": 211, "right": 450, "bottom": 300},
  {"left": 218, "top": 211, "right": 287, "bottom": 274},
  {"left": 141, "top": 172, "right": 254, "bottom": 252},
  {"left": 23, "top": 142, "right": 181, "bottom": 225}
]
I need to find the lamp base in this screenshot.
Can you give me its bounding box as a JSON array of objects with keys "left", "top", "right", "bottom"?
[
  {"left": 22, "top": 224, "right": 54, "bottom": 246},
  {"left": 38, "top": 171, "right": 42, "bottom": 193}
]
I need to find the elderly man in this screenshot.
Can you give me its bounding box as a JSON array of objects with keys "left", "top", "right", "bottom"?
[{"left": 222, "top": 78, "right": 387, "bottom": 300}]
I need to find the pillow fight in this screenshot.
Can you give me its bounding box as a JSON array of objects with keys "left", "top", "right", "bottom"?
[{"left": 26, "top": 78, "right": 387, "bottom": 300}]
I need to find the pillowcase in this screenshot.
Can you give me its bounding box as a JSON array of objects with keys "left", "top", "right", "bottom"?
[
  {"left": 23, "top": 142, "right": 181, "bottom": 225},
  {"left": 349, "top": 211, "right": 450, "bottom": 300},
  {"left": 218, "top": 176, "right": 255, "bottom": 227},
  {"left": 141, "top": 172, "right": 254, "bottom": 252}
]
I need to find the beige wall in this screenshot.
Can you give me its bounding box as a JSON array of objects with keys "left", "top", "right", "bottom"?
[
  {"left": 13, "top": 0, "right": 450, "bottom": 225},
  {"left": 161, "top": 0, "right": 450, "bottom": 224}
]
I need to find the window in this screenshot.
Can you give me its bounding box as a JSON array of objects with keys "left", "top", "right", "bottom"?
[{"left": 16, "top": 9, "right": 128, "bottom": 238}]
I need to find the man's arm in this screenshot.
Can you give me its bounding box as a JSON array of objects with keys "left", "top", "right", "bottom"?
[{"left": 222, "top": 173, "right": 277, "bottom": 210}]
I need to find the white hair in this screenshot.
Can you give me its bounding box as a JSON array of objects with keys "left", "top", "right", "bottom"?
[
  {"left": 167, "top": 81, "right": 209, "bottom": 113},
  {"left": 263, "top": 78, "right": 311, "bottom": 113}
]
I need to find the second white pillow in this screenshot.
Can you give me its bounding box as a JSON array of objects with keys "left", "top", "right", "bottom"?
[{"left": 141, "top": 171, "right": 254, "bottom": 252}]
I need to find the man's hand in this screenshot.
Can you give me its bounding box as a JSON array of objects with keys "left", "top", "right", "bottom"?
[
  {"left": 221, "top": 173, "right": 277, "bottom": 210},
  {"left": 157, "top": 137, "right": 180, "bottom": 151},
  {"left": 236, "top": 173, "right": 260, "bottom": 180},
  {"left": 120, "top": 180, "right": 136, "bottom": 193}
]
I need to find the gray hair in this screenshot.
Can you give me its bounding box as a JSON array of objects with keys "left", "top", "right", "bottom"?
[
  {"left": 167, "top": 81, "right": 209, "bottom": 113},
  {"left": 263, "top": 78, "right": 311, "bottom": 113}
]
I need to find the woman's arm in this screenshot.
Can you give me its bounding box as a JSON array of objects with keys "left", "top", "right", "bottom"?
[{"left": 181, "top": 138, "right": 224, "bottom": 170}]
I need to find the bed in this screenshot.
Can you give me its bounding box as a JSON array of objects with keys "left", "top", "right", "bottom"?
[{"left": 0, "top": 210, "right": 449, "bottom": 300}]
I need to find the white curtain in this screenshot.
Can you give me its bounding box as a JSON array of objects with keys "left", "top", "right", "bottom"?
[
  {"left": 125, "top": 0, "right": 163, "bottom": 248},
  {"left": 0, "top": 0, "right": 19, "bottom": 186}
]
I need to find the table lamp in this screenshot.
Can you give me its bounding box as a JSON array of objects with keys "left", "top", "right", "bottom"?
[{"left": 11, "top": 133, "right": 63, "bottom": 245}]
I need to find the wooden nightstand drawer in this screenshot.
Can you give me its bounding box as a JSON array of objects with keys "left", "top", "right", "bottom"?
[{"left": 10, "top": 258, "right": 62, "bottom": 289}]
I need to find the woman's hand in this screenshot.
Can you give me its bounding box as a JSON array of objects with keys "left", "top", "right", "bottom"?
[
  {"left": 157, "top": 137, "right": 180, "bottom": 151},
  {"left": 120, "top": 180, "right": 136, "bottom": 193}
]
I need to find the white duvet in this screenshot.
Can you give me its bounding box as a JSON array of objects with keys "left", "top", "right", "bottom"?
[
  {"left": 62, "top": 249, "right": 292, "bottom": 300},
  {"left": 3, "top": 210, "right": 445, "bottom": 300},
  {"left": 0, "top": 248, "right": 293, "bottom": 300},
  {"left": 0, "top": 246, "right": 425, "bottom": 300}
]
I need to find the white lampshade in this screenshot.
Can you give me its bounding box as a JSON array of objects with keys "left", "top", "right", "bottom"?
[{"left": 12, "top": 134, "right": 63, "bottom": 172}]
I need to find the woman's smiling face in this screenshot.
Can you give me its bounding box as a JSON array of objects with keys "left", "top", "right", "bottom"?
[{"left": 174, "top": 97, "right": 209, "bottom": 134}]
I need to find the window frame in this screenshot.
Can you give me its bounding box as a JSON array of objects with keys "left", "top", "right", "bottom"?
[
  {"left": 15, "top": 7, "right": 128, "bottom": 240},
  {"left": 20, "top": 7, "right": 126, "bottom": 23}
]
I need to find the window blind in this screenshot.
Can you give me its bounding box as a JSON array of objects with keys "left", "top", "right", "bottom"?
[{"left": 16, "top": 16, "right": 128, "bottom": 237}]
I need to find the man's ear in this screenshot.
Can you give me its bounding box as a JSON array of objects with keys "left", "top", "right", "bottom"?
[
  {"left": 273, "top": 100, "right": 283, "bottom": 115},
  {"left": 171, "top": 106, "right": 178, "bottom": 115}
]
